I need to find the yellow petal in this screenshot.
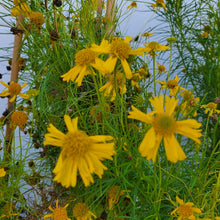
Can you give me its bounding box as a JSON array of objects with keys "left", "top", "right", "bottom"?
[
  {"left": 128, "top": 105, "right": 153, "bottom": 124},
  {"left": 163, "top": 134, "right": 186, "bottom": 163},
  {"left": 121, "top": 58, "right": 132, "bottom": 79}
]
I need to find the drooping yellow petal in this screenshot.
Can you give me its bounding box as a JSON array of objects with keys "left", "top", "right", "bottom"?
[
  {"left": 104, "top": 56, "right": 117, "bottom": 73},
  {"left": 163, "top": 134, "right": 186, "bottom": 163},
  {"left": 19, "top": 93, "right": 30, "bottom": 99},
  {"left": 61, "top": 65, "right": 84, "bottom": 82},
  {"left": 121, "top": 58, "right": 132, "bottom": 79}
]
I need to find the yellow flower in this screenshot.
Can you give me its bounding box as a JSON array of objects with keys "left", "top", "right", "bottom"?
[
  {"left": 91, "top": 36, "right": 144, "bottom": 79},
  {"left": 215, "top": 217, "right": 220, "bottom": 220},
  {"left": 141, "top": 32, "right": 154, "bottom": 38},
  {"left": 171, "top": 196, "right": 201, "bottom": 220},
  {"left": 156, "top": 62, "right": 167, "bottom": 75},
  {"left": 73, "top": 203, "right": 96, "bottom": 220},
  {"left": 108, "top": 185, "right": 129, "bottom": 210},
  {"left": 44, "top": 199, "right": 70, "bottom": 220},
  {"left": 144, "top": 41, "right": 169, "bottom": 55},
  {"left": 201, "top": 31, "right": 209, "bottom": 38},
  {"left": 127, "top": 1, "right": 137, "bottom": 9},
  {"left": 157, "top": 75, "right": 187, "bottom": 96},
  {"left": 61, "top": 48, "right": 106, "bottom": 86},
  {"left": 0, "top": 168, "right": 6, "bottom": 177},
  {"left": 44, "top": 115, "right": 115, "bottom": 187},
  {"left": 27, "top": 89, "right": 39, "bottom": 97},
  {"left": 1, "top": 203, "right": 18, "bottom": 219},
  {"left": 128, "top": 95, "right": 202, "bottom": 163},
  {"left": 11, "top": 2, "right": 31, "bottom": 17},
  {"left": 99, "top": 72, "right": 126, "bottom": 101},
  {"left": 29, "top": 11, "right": 45, "bottom": 28},
  {"left": 180, "top": 91, "right": 200, "bottom": 117},
  {"left": 131, "top": 73, "right": 141, "bottom": 91},
  {"left": 201, "top": 102, "right": 220, "bottom": 117},
  {"left": 11, "top": 110, "right": 28, "bottom": 131},
  {"left": 151, "top": 0, "right": 167, "bottom": 11},
  {"left": 137, "top": 67, "right": 151, "bottom": 79},
  {"left": 0, "top": 81, "right": 29, "bottom": 102}
]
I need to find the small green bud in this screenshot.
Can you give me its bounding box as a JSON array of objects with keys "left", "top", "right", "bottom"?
[{"left": 166, "top": 36, "right": 177, "bottom": 43}]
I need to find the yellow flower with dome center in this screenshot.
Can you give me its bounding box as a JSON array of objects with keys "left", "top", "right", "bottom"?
[
  {"left": 44, "top": 115, "right": 115, "bottom": 187},
  {"left": 144, "top": 41, "right": 169, "bottom": 56},
  {"left": 156, "top": 62, "right": 167, "bottom": 75},
  {"left": 91, "top": 36, "right": 144, "bottom": 79},
  {"left": 0, "top": 168, "right": 6, "bottom": 177},
  {"left": 128, "top": 94, "right": 202, "bottom": 163},
  {"left": 201, "top": 102, "right": 220, "bottom": 117},
  {"left": 11, "top": 110, "right": 28, "bottom": 131},
  {"left": 29, "top": 11, "right": 45, "bottom": 28},
  {"left": 73, "top": 203, "right": 96, "bottom": 220},
  {"left": 99, "top": 72, "right": 126, "bottom": 101},
  {"left": 0, "top": 81, "right": 29, "bottom": 102},
  {"left": 180, "top": 91, "right": 200, "bottom": 117},
  {"left": 151, "top": 0, "right": 167, "bottom": 11},
  {"left": 61, "top": 48, "right": 106, "bottom": 86},
  {"left": 108, "top": 185, "right": 129, "bottom": 210},
  {"left": 141, "top": 32, "right": 154, "bottom": 38},
  {"left": 1, "top": 203, "right": 18, "bottom": 219},
  {"left": 44, "top": 199, "right": 70, "bottom": 220},
  {"left": 127, "top": 1, "right": 137, "bottom": 9},
  {"left": 171, "top": 196, "right": 201, "bottom": 219},
  {"left": 157, "top": 75, "right": 187, "bottom": 96}
]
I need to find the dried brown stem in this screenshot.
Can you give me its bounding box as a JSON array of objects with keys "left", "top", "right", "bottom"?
[{"left": 4, "top": 14, "right": 24, "bottom": 159}]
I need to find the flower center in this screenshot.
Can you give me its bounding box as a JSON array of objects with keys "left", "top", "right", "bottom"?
[
  {"left": 75, "top": 48, "right": 96, "bottom": 65},
  {"left": 178, "top": 205, "right": 193, "bottom": 217},
  {"left": 167, "top": 79, "right": 178, "bottom": 89},
  {"left": 53, "top": 207, "right": 68, "bottom": 220},
  {"left": 8, "top": 82, "right": 21, "bottom": 95},
  {"left": 110, "top": 39, "right": 131, "bottom": 59},
  {"left": 73, "top": 203, "right": 89, "bottom": 217},
  {"left": 158, "top": 65, "right": 166, "bottom": 72},
  {"left": 11, "top": 111, "right": 28, "bottom": 128},
  {"left": 153, "top": 114, "right": 176, "bottom": 136},
  {"left": 148, "top": 41, "right": 160, "bottom": 51},
  {"left": 62, "top": 130, "right": 90, "bottom": 157},
  {"left": 207, "top": 102, "right": 217, "bottom": 110}
]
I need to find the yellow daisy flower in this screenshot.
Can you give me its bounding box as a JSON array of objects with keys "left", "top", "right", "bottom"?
[
  {"left": 0, "top": 81, "right": 29, "bottom": 102},
  {"left": 201, "top": 102, "right": 220, "bottom": 117},
  {"left": 108, "top": 185, "right": 129, "bottom": 210},
  {"left": 99, "top": 71, "right": 126, "bottom": 102},
  {"left": 144, "top": 41, "right": 169, "bottom": 56},
  {"left": 156, "top": 62, "right": 167, "bottom": 75},
  {"left": 151, "top": 0, "right": 167, "bottom": 11},
  {"left": 10, "top": 110, "right": 28, "bottom": 131},
  {"left": 27, "top": 89, "right": 39, "bottom": 97},
  {"left": 171, "top": 196, "right": 201, "bottom": 220},
  {"left": 44, "top": 115, "right": 115, "bottom": 187},
  {"left": 44, "top": 199, "right": 70, "bottom": 220},
  {"left": 128, "top": 95, "right": 202, "bottom": 163},
  {"left": 1, "top": 203, "right": 18, "bottom": 219},
  {"left": 91, "top": 36, "right": 144, "bottom": 79},
  {"left": 11, "top": 2, "right": 31, "bottom": 17},
  {"left": 157, "top": 75, "right": 187, "bottom": 96},
  {"left": 61, "top": 48, "right": 107, "bottom": 86},
  {"left": 0, "top": 168, "right": 6, "bottom": 177},
  {"left": 141, "top": 32, "right": 154, "bottom": 38},
  {"left": 73, "top": 203, "right": 96, "bottom": 220},
  {"left": 127, "top": 1, "right": 137, "bottom": 9},
  {"left": 180, "top": 91, "right": 200, "bottom": 117},
  {"left": 29, "top": 11, "right": 45, "bottom": 28}
]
